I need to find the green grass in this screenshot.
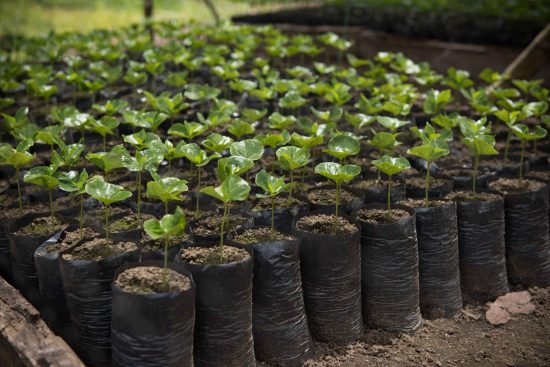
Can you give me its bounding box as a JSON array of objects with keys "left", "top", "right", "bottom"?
[{"left": 0, "top": 0, "right": 277, "bottom": 36}]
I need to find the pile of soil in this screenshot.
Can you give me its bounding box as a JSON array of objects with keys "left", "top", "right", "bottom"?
[
  {"left": 16, "top": 216, "right": 65, "bottom": 236},
  {"left": 192, "top": 214, "right": 249, "bottom": 238},
  {"left": 62, "top": 238, "right": 137, "bottom": 261},
  {"left": 308, "top": 188, "right": 357, "bottom": 205},
  {"left": 265, "top": 286, "right": 550, "bottom": 367},
  {"left": 232, "top": 227, "right": 294, "bottom": 244},
  {"left": 45, "top": 227, "right": 99, "bottom": 253},
  {"left": 488, "top": 178, "right": 545, "bottom": 195}
]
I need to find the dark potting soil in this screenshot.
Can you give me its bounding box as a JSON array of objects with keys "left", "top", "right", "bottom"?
[
  {"left": 179, "top": 245, "right": 250, "bottom": 265},
  {"left": 307, "top": 188, "right": 357, "bottom": 205},
  {"left": 55, "top": 193, "right": 81, "bottom": 210},
  {"left": 15, "top": 216, "right": 65, "bottom": 236},
  {"left": 406, "top": 176, "right": 448, "bottom": 189},
  {"left": 88, "top": 206, "right": 131, "bottom": 221},
  {"left": 115, "top": 266, "right": 191, "bottom": 294},
  {"left": 253, "top": 195, "right": 303, "bottom": 210},
  {"left": 140, "top": 232, "right": 190, "bottom": 252},
  {"left": 357, "top": 208, "right": 410, "bottom": 225},
  {"left": 351, "top": 178, "right": 395, "bottom": 190},
  {"left": 1, "top": 203, "right": 50, "bottom": 220},
  {"left": 45, "top": 227, "right": 99, "bottom": 253},
  {"left": 400, "top": 198, "right": 449, "bottom": 208},
  {"left": 445, "top": 168, "right": 490, "bottom": 178},
  {"left": 232, "top": 227, "right": 294, "bottom": 244},
  {"left": 488, "top": 177, "right": 545, "bottom": 195},
  {"left": 193, "top": 214, "right": 248, "bottom": 237},
  {"left": 296, "top": 214, "right": 356, "bottom": 235},
  {"left": 109, "top": 213, "right": 155, "bottom": 232},
  {"left": 447, "top": 191, "right": 502, "bottom": 202},
  {"left": 62, "top": 238, "right": 137, "bottom": 261}
]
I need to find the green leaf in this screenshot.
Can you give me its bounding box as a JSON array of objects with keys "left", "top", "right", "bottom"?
[
  {"left": 227, "top": 118, "right": 255, "bottom": 139},
  {"left": 217, "top": 156, "right": 254, "bottom": 181},
  {"left": 146, "top": 171, "right": 189, "bottom": 204},
  {"left": 407, "top": 143, "right": 449, "bottom": 163},
  {"left": 241, "top": 108, "right": 267, "bottom": 122},
  {"left": 24, "top": 165, "right": 59, "bottom": 190},
  {"left": 423, "top": 89, "right": 453, "bottom": 115},
  {"left": 168, "top": 121, "right": 208, "bottom": 140},
  {"left": 323, "top": 135, "right": 360, "bottom": 161},
  {"left": 200, "top": 175, "right": 250, "bottom": 204},
  {"left": 377, "top": 116, "right": 410, "bottom": 132},
  {"left": 372, "top": 155, "right": 411, "bottom": 176},
  {"left": 123, "top": 130, "right": 162, "bottom": 150},
  {"left": 58, "top": 169, "right": 89, "bottom": 194},
  {"left": 522, "top": 101, "right": 548, "bottom": 117},
  {"left": 143, "top": 207, "right": 186, "bottom": 240},
  {"left": 345, "top": 112, "right": 376, "bottom": 130},
  {"left": 314, "top": 162, "right": 361, "bottom": 185},
  {"left": 255, "top": 169, "right": 290, "bottom": 197},
  {"left": 279, "top": 91, "right": 306, "bottom": 109},
  {"left": 229, "top": 139, "right": 264, "bottom": 161},
  {"left": 276, "top": 146, "right": 310, "bottom": 171},
  {"left": 368, "top": 131, "right": 399, "bottom": 154},
  {"left": 268, "top": 112, "right": 297, "bottom": 130},
  {"left": 201, "top": 133, "right": 233, "bottom": 154},
  {"left": 86, "top": 146, "right": 125, "bottom": 173},
  {"left": 510, "top": 124, "right": 548, "bottom": 142},
  {"left": 290, "top": 133, "right": 324, "bottom": 149},
  {"left": 0, "top": 143, "right": 35, "bottom": 169},
  {"left": 85, "top": 178, "right": 132, "bottom": 206},
  {"left": 463, "top": 134, "right": 499, "bottom": 156},
  {"left": 180, "top": 143, "right": 218, "bottom": 167}
]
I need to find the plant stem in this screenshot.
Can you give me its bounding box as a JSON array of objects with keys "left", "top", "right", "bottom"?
[
  {"left": 163, "top": 235, "right": 169, "bottom": 291},
  {"left": 79, "top": 195, "right": 84, "bottom": 238},
  {"left": 335, "top": 182, "right": 341, "bottom": 217},
  {"left": 386, "top": 175, "right": 392, "bottom": 222},
  {"left": 105, "top": 204, "right": 110, "bottom": 240},
  {"left": 15, "top": 168, "right": 22, "bottom": 213},
  {"left": 48, "top": 189, "right": 54, "bottom": 221},
  {"left": 504, "top": 131, "right": 511, "bottom": 161},
  {"left": 102, "top": 134, "right": 106, "bottom": 151},
  {"left": 168, "top": 158, "right": 172, "bottom": 174},
  {"left": 519, "top": 139, "right": 525, "bottom": 180},
  {"left": 137, "top": 171, "right": 142, "bottom": 227},
  {"left": 472, "top": 154, "right": 479, "bottom": 194},
  {"left": 425, "top": 161, "right": 431, "bottom": 207},
  {"left": 287, "top": 170, "right": 294, "bottom": 205},
  {"left": 219, "top": 203, "right": 228, "bottom": 262},
  {"left": 195, "top": 167, "right": 201, "bottom": 218},
  {"left": 164, "top": 201, "right": 168, "bottom": 216},
  {"left": 270, "top": 195, "right": 275, "bottom": 236}
]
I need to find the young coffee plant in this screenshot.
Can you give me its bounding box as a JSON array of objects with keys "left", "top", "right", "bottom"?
[
  {"left": 372, "top": 155, "right": 411, "bottom": 221},
  {"left": 314, "top": 162, "right": 361, "bottom": 217},
  {"left": 255, "top": 169, "right": 292, "bottom": 237}
]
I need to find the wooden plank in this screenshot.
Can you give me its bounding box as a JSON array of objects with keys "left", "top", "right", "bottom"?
[{"left": 0, "top": 277, "right": 84, "bottom": 367}]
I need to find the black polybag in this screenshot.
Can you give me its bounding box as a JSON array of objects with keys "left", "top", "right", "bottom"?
[
  {"left": 247, "top": 201, "right": 309, "bottom": 234},
  {"left": 8, "top": 213, "right": 66, "bottom": 303},
  {"left": 307, "top": 185, "right": 364, "bottom": 215},
  {"left": 292, "top": 212, "right": 363, "bottom": 343},
  {"left": 358, "top": 203, "right": 422, "bottom": 331},
  {"left": 231, "top": 237, "right": 313, "bottom": 366},
  {"left": 414, "top": 202, "right": 462, "bottom": 319},
  {"left": 177, "top": 246, "right": 255, "bottom": 367},
  {"left": 111, "top": 261, "right": 195, "bottom": 367},
  {"left": 455, "top": 195, "right": 509, "bottom": 303},
  {"left": 0, "top": 216, "right": 17, "bottom": 281},
  {"left": 34, "top": 230, "right": 74, "bottom": 337},
  {"left": 500, "top": 183, "right": 550, "bottom": 286},
  {"left": 60, "top": 247, "right": 139, "bottom": 367},
  {"left": 362, "top": 181, "right": 406, "bottom": 204}
]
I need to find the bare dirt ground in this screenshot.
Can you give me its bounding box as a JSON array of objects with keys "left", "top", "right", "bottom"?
[{"left": 303, "top": 286, "right": 550, "bottom": 367}]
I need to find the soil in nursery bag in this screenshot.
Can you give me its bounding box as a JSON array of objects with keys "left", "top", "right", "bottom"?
[
  {"left": 111, "top": 261, "right": 195, "bottom": 367},
  {"left": 357, "top": 204, "right": 422, "bottom": 331},
  {"left": 351, "top": 177, "right": 406, "bottom": 204},
  {"left": 292, "top": 213, "right": 363, "bottom": 343},
  {"left": 60, "top": 238, "right": 139, "bottom": 367},
  {"left": 448, "top": 191, "right": 509, "bottom": 303},
  {"left": 307, "top": 186, "right": 363, "bottom": 215},
  {"left": 191, "top": 213, "right": 253, "bottom": 243},
  {"left": 401, "top": 199, "right": 462, "bottom": 319},
  {"left": 109, "top": 212, "right": 155, "bottom": 243},
  {"left": 232, "top": 227, "right": 314, "bottom": 366},
  {"left": 34, "top": 227, "right": 98, "bottom": 341},
  {"left": 8, "top": 215, "right": 66, "bottom": 303},
  {"left": 447, "top": 168, "right": 494, "bottom": 190},
  {"left": 178, "top": 245, "right": 255, "bottom": 366},
  {"left": 488, "top": 178, "right": 550, "bottom": 287},
  {"left": 139, "top": 232, "right": 193, "bottom": 262},
  {"left": 405, "top": 175, "right": 454, "bottom": 200},
  {"left": 249, "top": 195, "right": 309, "bottom": 234}
]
